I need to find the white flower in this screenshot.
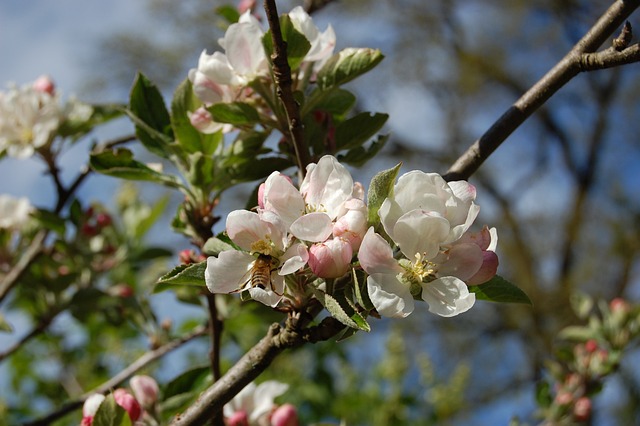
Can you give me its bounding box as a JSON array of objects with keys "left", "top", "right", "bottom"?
[
  {"left": 0, "top": 195, "right": 33, "bottom": 230},
  {"left": 0, "top": 82, "right": 62, "bottom": 158},
  {"left": 288, "top": 6, "right": 336, "bottom": 67},
  {"left": 224, "top": 380, "right": 289, "bottom": 426}
]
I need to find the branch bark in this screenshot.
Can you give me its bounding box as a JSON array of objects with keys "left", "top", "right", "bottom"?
[{"left": 444, "top": 0, "right": 640, "bottom": 181}]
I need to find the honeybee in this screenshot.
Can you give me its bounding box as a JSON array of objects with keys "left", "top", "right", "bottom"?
[{"left": 243, "top": 254, "right": 281, "bottom": 295}]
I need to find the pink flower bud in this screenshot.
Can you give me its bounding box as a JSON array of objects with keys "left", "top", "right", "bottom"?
[
  {"left": 237, "top": 0, "right": 257, "bottom": 14},
  {"left": 610, "top": 297, "right": 630, "bottom": 313},
  {"left": 573, "top": 396, "right": 592, "bottom": 421},
  {"left": 107, "top": 284, "right": 134, "bottom": 298},
  {"left": 584, "top": 339, "right": 598, "bottom": 353},
  {"left": 554, "top": 391, "right": 573, "bottom": 405},
  {"left": 333, "top": 199, "right": 367, "bottom": 251},
  {"left": 227, "top": 410, "right": 250, "bottom": 426},
  {"left": 113, "top": 388, "right": 142, "bottom": 422},
  {"left": 32, "top": 75, "right": 55, "bottom": 95},
  {"left": 82, "top": 393, "right": 106, "bottom": 420},
  {"left": 187, "top": 107, "right": 221, "bottom": 134},
  {"left": 308, "top": 238, "right": 352, "bottom": 278},
  {"left": 130, "top": 375, "right": 159, "bottom": 409},
  {"left": 271, "top": 404, "right": 299, "bottom": 426},
  {"left": 466, "top": 250, "right": 499, "bottom": 285}
]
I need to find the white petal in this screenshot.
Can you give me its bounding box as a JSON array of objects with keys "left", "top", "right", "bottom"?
[
  {"left": 290, "top": 212, "right": 333, "bottom": 242},
  {"left": 248, "top": 287, "right": 282, "bottom": 307},
  {"left": 226, "top": 210, "right": 271, "bottom": 251},
  {"left": 301, "top": 155, "right": 353, "bottom": 219},
  {"left": 279, "top": 243, "right": 309, "bottom": 275},
  {"left": 393, "top": 210, "right": 449, "bottom": 259},
  {"left": 205, "top": 251, "right": 254, "bottom": 294},
  {"left": 263, "top": 172, "right": 305, "bottom": 229},
  {"left": 421, "top": 276, "right": 475, "bottom": 317},
  {"left": 250, "top": 381, "right": 289, "bottom": 422},
  {"left": 367, "top": 273, "right": 414, "bottom": 318}
]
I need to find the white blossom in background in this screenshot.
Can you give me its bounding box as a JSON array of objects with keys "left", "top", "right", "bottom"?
[
  {"left": 223, "top": 380, "right": 289, "bottom": 426},
  {"left": 0, "top": 80, "right": 62, "bottom": 158},
  {"left": 0, "top": 195, "right": 33, "bottom": 230},
  {"left": 288, "top": 6, "right": 336, "bottom": 69}
]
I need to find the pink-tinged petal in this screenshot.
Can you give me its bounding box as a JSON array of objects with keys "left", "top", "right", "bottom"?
[
  {"left": 301, "top": 155, "right": 353, "bottom": 219},
  {"left": 271, "top": 404, "right": 299, "bottom": 426},
  {"left": 83, "top": 394, "right": 106, "bottom": 417},
  {"left": 446, "top": 203, "right": 480, "bottom": 244},
  {"left": 447, "top": 181, "right": 476, "bottom": 204},
  {"left": 358, "top": 227, "right": 403, "bottom": 275},
  {"left": 393, "top": 210, "right": 449, "bottom": 260},
  {"left": 224, "top": 20, "right": 266, "bottom": 79},
  {"left": 467, "top": 251, "right": 499, "bottom": 285},
  {"left": 130, "top": 375, "right": 159, "bottom": 409},
  {"left": 279, "top": 243, "right": 308, "bottom": 275},
  {"left": 437, "top": 243, "right": 483, "bottom": 281},
  {"left": 457, "top": 225, "right": 492, "bottom": 250},
  {"left": 367, "top": 273, "right": 414, "bottom": 318},
  {"left": 308, "top": 239, "right": 352, "bottom": 278},
  {"left": 263, "top": 172, "right": 305, "bottom": 229},
  {"left": 250, "top": 381, "right": 289, "bottom": 422},
  {"left": 205, "top": 251, "right": 254, "bottom": 294},
  {"left": 393, "top": 171, "right": 450, "bottom": 215},
  {"left": 224, "top": 382, "right": 257, "bottom": 417},
  {"left": 113, "top": 389, "right": 142, "bottom": 422},
  {"left": 290, "top": 212, "right": 333, "bottom": 242},
  {"left": 421, "top": 276, "right": 475, "bottom": 317},
  {"left": 226, "top": 210, "right": 271, "bottom": 251}
]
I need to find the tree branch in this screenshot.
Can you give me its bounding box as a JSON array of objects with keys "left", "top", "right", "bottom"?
[
  {"left": 22, "top": 324, "right": 208, "bottom": 426},
  {"left": 444, "top": 0, "right": 640, "bottom": 181},
  {"left": 170, "top": 316, "right": 343, "bottom": 426},
  {"left": 264, "top": 0, "right": 311, "bottom": 175}
]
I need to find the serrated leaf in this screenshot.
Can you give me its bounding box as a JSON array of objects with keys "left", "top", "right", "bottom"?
[
  {"left": 317, "top": 48, "right": 384, "bottom": 90},
  {"left": 129, "top": 73, "right": 174, "bottom": 158},
  {"left": 92, "top": 394, "right": 126, "bottom": 426},
  {"left": 335, "top": 112, "right": 388, "bottom": 151},
  {"left": 208, "top": 102, "right": 260, "bottom": 126},
  {"left": 155, "top": 261, "right": 207, "bottom": 292},
  {"left": 367, "top": 162, "right": 401, "bottom": 227},
  {"left": 90, "top": 149, "right": 183, "bottom": 190},
  {"left": 468, "top": 275, "right": 532, "bottom": 305},
  {"left": 312, "top": 288, "right": 370, "bottom": 331}
]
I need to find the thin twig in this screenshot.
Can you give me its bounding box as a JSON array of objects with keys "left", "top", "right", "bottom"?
[
  {"left": 22, "top": 324, "right": 208, "bottom": 426},
  {"left": 444, "top": 0, "right": 640, "bottom": 181},
  {"left": 264, "top": 0, "right": 311, "bottom": 176}
]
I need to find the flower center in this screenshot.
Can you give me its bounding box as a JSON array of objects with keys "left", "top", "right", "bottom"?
[{"left": 251, "top": 239, "right": 274, "bottom": 256}]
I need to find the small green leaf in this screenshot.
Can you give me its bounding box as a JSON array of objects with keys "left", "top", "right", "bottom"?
[
  {"left": 208, "top": 102, "right": 260, "bottom": 126},
  {"left": 129, "top": 73, "right": 174, "bottom": 158},
  {"left": 155, "top": 261, "right": 207, "bottom": 292},
  {"left": 202, "top": 236, "right": 236, "bottom": 256},
  {"left": 367, "top": 162, "right": 401, "bottom": 227},
  {"left": 90, "top": 149, "right": 183, "bottom": 189},
  {"left": 468, "top": 275, "right": 532, "bottom": 305},
  {"left": 339, "top": 134, "right": 389, "bottom": 167},
  {"left": 335, "top": 112, "right": 388, "bottom": 151},
  {"left": 317, "top": 48, "right": 384, "bottom": 90},
  {"left": 216, "top": 5, "right": 240, "bottom": 24},
  {"left": 32, "top": 209, "right": 66, "bottom": 235},
  {"left": 262, "top": 15, "right": 311, "bottom": 70},
  {"left": 312, "top": 288, "right": 370, "bottom": 331},
  {"left": 163, "top": 365, "right": 211, "bottom": 399},
  {"left": 92, "top": 394, "right": 126, "bottom": 426}
]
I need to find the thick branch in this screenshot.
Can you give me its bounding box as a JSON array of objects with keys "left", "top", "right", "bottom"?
[
  {"left": 444, "top": 0, "right": 640, "bottom": 181},
  {"left": 171, "top": 317, "right": 343, "bottom": 426},
  {"left": 264, "top": 0, "right": 311, "bottom": 173},
  {"left": 22, "top": 324, "right": 208, "bottom": 426}
]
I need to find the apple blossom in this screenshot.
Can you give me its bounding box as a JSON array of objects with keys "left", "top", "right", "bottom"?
[
  {"left": 0, "top": 195, "right": 32, "bottom": 230},
  {"left": 308, "top": 237, "right": 352, "bottom": 279},
  {"left": 0, "top": 81, "right": 62, "bottom": 158},
  {"left": 205, "top": 210, "right": 307, "bottom": 307},
  {"left": 270, "top": 403, "right": 299, "bottom": 426},
  {"left": 130, "top": 374, "right": 159, "bottom": 409},
  {"left": 223, "top": 380, "right": 289, "bottom": 426},
  {"left": 288, "top": 6, "right": 336, "bottom": 67},
  {"left": 81, "top": 393, "right": 106, "bottom": 426},
  {"left": 113, "top": 388, "right": 142, "bottom": 422}
]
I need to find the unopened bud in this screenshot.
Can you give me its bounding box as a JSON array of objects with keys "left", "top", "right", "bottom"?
[
  {"left": 227, "top": 410, "right": 249, "bottom": 426},
  {"left": 113, "top": 388, "right": 142, "bottom": 422},
  {"left": 271, "top": 404, "right": 299, "bottom": 426},
  {"left": 130, "top": 375, "right": 159, "bottom": 409},
  {"left": 573, "top": 396, "right": 592, "bottom": 421},
  {"left": 32, "top": 75, "right": 55, "bottom": 95},
  {"left": 308, "top": 238, "right": 352, "bottom": 279}
]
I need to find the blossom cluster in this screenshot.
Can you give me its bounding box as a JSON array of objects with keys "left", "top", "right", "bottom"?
[
  {"left": 187, "top": 6, "right": 335, "bottom": 134},
  {"left": 0, "top": 76, "right": 91, "bottom": 159},
  {"left": 224, "top": 380, "right": 297, "bottom": 426},
  {"left": 205, "top": 155, "right": 498, "bottom": 318}
]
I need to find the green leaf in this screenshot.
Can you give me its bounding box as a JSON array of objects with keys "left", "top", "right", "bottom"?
[
  {"left": 312, "top": 288, "right": 370, "bottom": 331},
  {"left": 303, "top": 88, "right": 356, "bottom": 118},
  {"left": 335, "top": 112, "right": 388, "bottom": 151},
  {"left": 155, "top": 261, "right": 207, "bottom": 292},
  {"left": 202, "top": 236, "right": 236, "bottom": 256},
  {"left": 171, "top": 78, "right": 222, "bottom": 155},
  {"left": 224, "top": 156, "right": 293, "bottom": 185},
  {"left": 0, "top": 313, "right": 13, "bottom": 333},
  {"left": 32, "top": 209, "right": 66, "bottom": 235},
  {"left": 339, "top": 134, "right": 389, "bottom": 167},
  {"left": 216, "top": 5, "right": 240, "bottom": 24},
  {"left": 468, "top": 275, "right": 532, "bottom": 305},
  {"left": 129, "top": 73, "right": 174, "bottom": 158},
  {"left": 367, "top": 162, "right": 401, "bottom": 227},
  {"left": 208, "top": 102, "right": 260, "bottom": 126},
  {"left": 92, "top": 394, "right": 126, "bottom": 426},
  {"left": 90, "top": 149, "right": 183, "bottom": 189},
  {"left": 317, "top": 48, "right": 384, "bottom": 90},
  {"left": 163, "top": 365, "right": 211, "bottom": 399},
  {"left": 262, "top": 15, "right": 311, "bottom": 71}
]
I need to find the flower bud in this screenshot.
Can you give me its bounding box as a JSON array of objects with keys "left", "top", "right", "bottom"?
[
  {"left": 113, "top": 388, "right": 142, "bottom": 422},
  {"left": 130, "top": 375, "right": 159, "bottom": 409},
  {"left": 271, "top": 404, "right": 299, "bottom": 426},
  {"left": 573, "top": 396, "right": 592, "bottom": 421},
  {"left": 333, "top": 198, "right": 367, "bottom": 251},
  {"left": 308, "top": 238, "right": 352, "bottom": 278},
  {"left": 32, "top": 75, "right": 55, "bottom": 95},
  {"left": 82, "top": 393, "right": 106, "bottom": 421},
  {"left": 227, "top": 410, "right": 250, "bottom": 426},
  {"left": 187, "top": 107, "right": 220, "bottom": 134},
  {"left": 107, "top": 284, "right": 134, "bottom": 298}
]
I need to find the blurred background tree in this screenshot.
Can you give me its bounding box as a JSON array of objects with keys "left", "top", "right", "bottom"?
[{"left": 2, "top": 0, "right": 640, "bottom": 425}]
